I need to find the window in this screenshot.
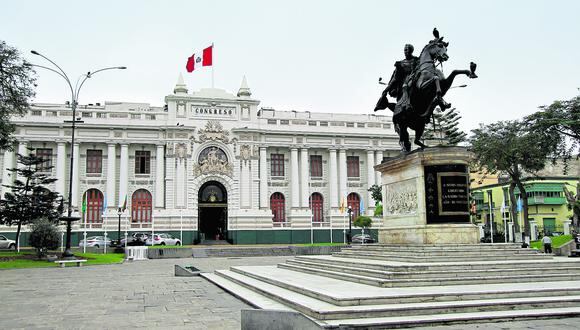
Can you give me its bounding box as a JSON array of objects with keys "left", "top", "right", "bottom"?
[
  {"left": 46, "top": 111, "right": 57, "bottom": 117},
  {"left": 267, "top": 119, "right": 277, "bottom": 125},
  {"left": 270, "top": 193, "right": 286, "bottom": 222},
  {"left": 347, "top": 156, "right": 360, "bottom": 178},
  {"left": 271, "top": 154, "right": 284, "bottom": 177},
  {"left": 346, "top": 122, "right": 355, "bottom": 128},
  {"left": 84, "top": 189, "right": 104, "bottom": 223},
  {"left": 308, "top": 121, "right": 317, "bottom": 126},
  {"left": 310, "top": 155, "right": 322, "bottom": 177},
  {"left": 96, "top": 112, "right": 107, "bottom": 118},
  {"left": 31, "top": 110, "right": 42, "bottom": 116},
  {"left": 35, "top": 148, "right": 52, "bottom": 172},
  {"left": 310, "top": 193, "right": 324, "bottom": 222},
  {"left": 135, "top": 150, "right": 151, "bottom": 174},
  {"left": 132, "top": 189, "right": 152, "bottom": 222},
  {"left": 280, "top": 120, "right": 289, "bottom": 125},
  {"left": 347, "top": 193, "right": 361, "bottom": 220},
  {"left": 319, "top": 121, "right": 328, "bottom": 127},
  {"left": 82, "top": 112, "right": 93, "bottom": 118},
  {"left": 86, "top": 149, "right": 103, "bottom": 174},
  {"left": 131, "top": 113, "right": 141, "bottom": 119}
]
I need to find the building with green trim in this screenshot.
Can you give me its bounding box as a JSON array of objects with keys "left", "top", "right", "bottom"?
[{"left": 471, "top": 177, "right": 578, "bottom": 239}]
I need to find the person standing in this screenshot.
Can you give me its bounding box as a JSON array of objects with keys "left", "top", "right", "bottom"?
[{"left": 542, "top": 235, "right": 552, "bottom": 254}]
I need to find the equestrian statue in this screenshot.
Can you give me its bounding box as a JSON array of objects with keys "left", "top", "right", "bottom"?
[{"left": 374, "top": 28, "right": 477, "bottom": 152}]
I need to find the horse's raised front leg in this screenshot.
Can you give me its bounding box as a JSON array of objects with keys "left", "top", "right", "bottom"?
[{"left": 441, "top": 68, "right": 476, "bottom": 94}]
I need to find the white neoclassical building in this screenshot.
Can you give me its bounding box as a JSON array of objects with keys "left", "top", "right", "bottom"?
[{"left": 0, "top": 76, "right": 400, "bottom": 244}]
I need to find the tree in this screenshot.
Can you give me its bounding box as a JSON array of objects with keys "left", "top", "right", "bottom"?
[
  {"left": 368, "top": 184, "right": 383, "bottom": 216},
  {"left": 29, "top": 218, "right": 60, "bottom": 259},
  {"left": 526, "top": 94, "right": 580, "bottom": 152},
  {"left": 354, "top": 215, "right": 373, "bottom": 229},
  {"left": 563, "top": 183, "right": 580, "bottom": 232},
  {"left": 0, "top": 148, "right": 63, "bottom": 248},
  {"left": 423, "top": 107, "right": 467, "bottom": 146},
  {"left": 469, "top": 120, "right": 557, "bottom": 240},
  {"left": 0, "top": 40, "right": 36, "bottom": 151}
]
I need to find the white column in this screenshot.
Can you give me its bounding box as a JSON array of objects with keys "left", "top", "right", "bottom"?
[
  {"left": 106, "top": 143, "right": 117, "bottom": 208},
  {"left": 329, "top": 149, "right": 338, "bottom": 208},
  {"left": 366, "top": 150, "right": 376, "bottom": 211},
  {"left": 16, "top": 141, "right": 28, "bottom": 184},
  {"left": 338, "top": 149, "right": 347, "bottom": 202},
  {"left": 155, "top": 144, "right": 165, "bottom": 208},
  {"left": 119, "top": 144, "right": 129, "bottom": 207},
  {"left": 175, "top": 156, "right": 186, "bottom": 208},
  {"left": 300, "top": 148, "right": 309, "bottom": 208},
  {"left": 1, "top": 149, "right": 15, "bottom": 197},
  {"left": 375, "top": 151, "right": 383, "bottom": 186},
  {"left": 71, "top": 143, "right": 80, "bottom": 207},
  {"left": 259, "top": 147, "right": 268, "bottom": 208},
  {"left": 240, "top": 160, "right": 251, "bottom": 208},
  {"left": 290, "top": 148, "right": 300, "bottom": 208},
  {"left": 56, "top": 142, "right": 66, "bottom": 197}
]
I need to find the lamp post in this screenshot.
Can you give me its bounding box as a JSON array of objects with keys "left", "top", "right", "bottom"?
[
  {"left": 30, "top": 50, "right": 126, "bottom": 258},
  {"left": 115, "top": 208, "right": 124, "bottom": 253},
  {"left": 347, "top": 206, "right": 353, "bottom": 244}
]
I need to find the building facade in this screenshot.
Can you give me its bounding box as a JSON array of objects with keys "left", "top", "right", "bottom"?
[{"left": 1, "top": 76, "right": 401, "bottom": 245}]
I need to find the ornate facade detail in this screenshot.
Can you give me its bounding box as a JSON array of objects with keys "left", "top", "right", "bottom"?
[
  {"left": 175, "top": 143, "right": 188, "bottom": 159},
  {"left": 193, "top": 146, "right": 233, "bottom": 177},
  {"left": 240, "top": 144, "right": 252, "bottom": 161},
  {"left": 193, "top": 121, "right": 231, "bottom": 144},
  {"left": 384, "top": 179, "right": 417, "bottom": 215}
]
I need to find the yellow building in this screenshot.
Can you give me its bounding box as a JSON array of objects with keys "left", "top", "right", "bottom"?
[{"left": 471, "top": 177, "right": 578, "bottom": 239}]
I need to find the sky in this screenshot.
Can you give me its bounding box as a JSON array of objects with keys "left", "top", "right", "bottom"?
[{"left": 2, "top": 0, "right": 579, "bottom": 134}]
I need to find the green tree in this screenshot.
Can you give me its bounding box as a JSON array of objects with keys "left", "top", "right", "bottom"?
[
  {"left": 368, "top": 184, "right": 383, "bottom": 216},
  {"left": 423, "top": 107, "right": 467, "bottom": 146},
  {"left": 29, "top": 218, "right": 60, "bottom": 259},
  {"left": 0, "top": 40, "right": 36, "bottom": 151},
  {"left": 0, "top": 148, "right": 63, "bottom": 248},
  {"left": 354, "top": 215, "right": 373, "bottom": 229},
  {"left": 469, "top": 120, "right": 557, "bottom": 240}
]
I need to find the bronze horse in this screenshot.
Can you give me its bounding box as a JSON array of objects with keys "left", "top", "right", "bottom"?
[{"left": 378, "top": 30, "right": 477, "bottom": 152}]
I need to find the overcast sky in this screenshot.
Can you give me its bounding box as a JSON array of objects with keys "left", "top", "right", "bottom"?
[{"left": 2, "top": 0, "right": 579, "bottom": 134}]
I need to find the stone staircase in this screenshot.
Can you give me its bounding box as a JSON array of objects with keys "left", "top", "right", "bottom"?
[{"left": 202, "top": 243, "right": 580, "bottom": 328}]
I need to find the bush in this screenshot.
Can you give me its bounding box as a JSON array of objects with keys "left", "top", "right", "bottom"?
[
  {"left": 354, "top": 216, "right": 372, "bottom": 228},
  {"left": 29, "top": 219, "right": 60, "bottom": 258},
  {"left": 374, "top": 204, "right": 383, "bottom": 216}
]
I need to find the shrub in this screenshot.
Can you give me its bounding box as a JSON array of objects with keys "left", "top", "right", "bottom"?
[
  {"left": 374, "top": 203, "right": 383, "bottom": 216},
  {"left": 354, "top": 216, "right": 372, "bottom": 228},
  {"left": 29, "top": 218, "right": 60, "bottom": 258}
]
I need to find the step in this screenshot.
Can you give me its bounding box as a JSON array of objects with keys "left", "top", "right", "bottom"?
[
  {"left": 209, "top": 268, "right": 580, "bottom": 321},
  {"left": 321, "top": 307, "right": 580, "bottom": 329},
  {"left": 201, "top": 272, "right": 292, "bottom": 311},
  {"left": 347, "top": 247, "right": 541, "bottom": 256},
  {"left": 333, "top": 251, "right": 551, "bottom": 263},
  {"left": 350, "top": 243, "right": 522, "bottom": 250},
  {"left": 278, "top": 262, "right": 580, "bottom": 287},
  {"left": 295, "top": 255, "right": 580, "bottom": 272},
  {"left": 285, "top": 258, "right": 580, "bottom": 280},
  {"left": 225, "top": 265, "right": 580, "bottom": 306}
]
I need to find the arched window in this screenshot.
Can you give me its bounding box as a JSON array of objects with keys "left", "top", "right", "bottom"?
[
  {"left": 84, "top": 189, "right": 104, "bottom": 223},
  {"left": 270, "top": 192, "right": 286, "bottom": 223},
  {"left": 347, "top": 192, "right": 360, "bottom": 220},
  {"left": 132, "top": 189, "right": 152, "bottom": 223},
  {"left": 309, "top": 193, "right": 324, "bottom": 222}
]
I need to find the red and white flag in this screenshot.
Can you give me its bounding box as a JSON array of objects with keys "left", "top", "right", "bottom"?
[{"left": 186, "top": 45, "right": 213, "bottom": 72}]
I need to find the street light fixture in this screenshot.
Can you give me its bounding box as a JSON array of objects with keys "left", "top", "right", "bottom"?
[
  {"left": 30, "top": 50, "right": 126, "bottom": 258},
  {"left": 115, "top": 208, "right": 124, "bottom": 253},
  {"left": 347, "top": 206, "right": 353, "bottom": 245}
]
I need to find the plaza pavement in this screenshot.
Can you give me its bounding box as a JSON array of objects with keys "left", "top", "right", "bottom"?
[{"left": 1, "top": 255, "right": 580, "bottom": 330}]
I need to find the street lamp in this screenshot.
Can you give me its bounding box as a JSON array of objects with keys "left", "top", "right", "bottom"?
[
  {"left": 347, "top": 206, "right": 353, "bottom": 244},
  {"left": 30, "top": 50, "right": 126, "bottom": 258},
  {"left": 115, "top": 208, "right": 124, "bottom": 253}
]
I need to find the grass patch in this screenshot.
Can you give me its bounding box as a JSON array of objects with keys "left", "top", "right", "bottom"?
[
  {"left": 0, "top": 251, "right": 124, "bottom": 269},
  {"left": 530, "top": 235, "right": 572, "bottom": 250}
]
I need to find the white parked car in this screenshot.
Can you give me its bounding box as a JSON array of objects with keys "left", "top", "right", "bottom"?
[
  {"left": 145, "top": 233, "right": 181, "bottom": 246},
  {"left": 78, "top": 236, "right": 113, "bottom": 248},
  {"left": 0, "top": 235, "right": 16, "bottom": 250}
]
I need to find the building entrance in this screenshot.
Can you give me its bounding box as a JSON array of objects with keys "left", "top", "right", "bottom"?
[{"left": 198, "top": 181, "right": 227, "bottom": 243}]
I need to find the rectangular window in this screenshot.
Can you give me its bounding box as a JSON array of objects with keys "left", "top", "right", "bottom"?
[
  {"left": 280, "top": 120, "right": 289, "bottom": 125},
  {"left": 310, "top": 155, "right": 322, "bottom": 177},
  {"left": 36, "top": 148, "right": 52, "bottom": 172},
  {"left": 86, "top": 149, "right": 103, "bottom": 174},
  {"left": 267, "top": 119, "right": 277, "bottom": 125},
  {"left": 31, "top": 110, "right": 42, "bottom": 116},
  {"left": 347, "top": 156, "right": 360, "bottom": 178},
  {"left": 135, "top": 150, "right": 151, "bottom": 174},
  {"left": 319, "top": 121, "right": 328, "bottom": 127},
  {"left": 271, "top": 154, "right": 284, "bottom": 176},
  {"left": 308, "top": 121, "right": 317, "bottom": 126}
]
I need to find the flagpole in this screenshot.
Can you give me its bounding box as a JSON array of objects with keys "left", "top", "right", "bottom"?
[{"left": 211, "top": 42, "right": 214, "bottom": 88}]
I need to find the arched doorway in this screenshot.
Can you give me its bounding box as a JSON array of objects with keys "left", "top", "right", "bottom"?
[{"left": 198, "top": 181, "right": 227, "bottom": 242}]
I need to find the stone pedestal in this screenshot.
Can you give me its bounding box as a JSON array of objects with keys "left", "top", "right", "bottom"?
[{"left": 375, "top": 147, "right": 478, "bottom": 245}]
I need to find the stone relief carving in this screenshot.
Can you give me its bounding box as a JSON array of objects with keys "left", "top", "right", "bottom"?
[
  {"left": 193, "top": 146, "right": 233, "bottom": 177},
  {"left": 192, "top": 120, "right": 230, "bottom": 144},
  {"left": 384, "top": 179, "right": 418, "bottom": 215},
  {"left": 175, "top": 143, "right": 188, "bottom": 159},
  {"left": 240, "top": 144, "right": 252, "bottom": 161}
]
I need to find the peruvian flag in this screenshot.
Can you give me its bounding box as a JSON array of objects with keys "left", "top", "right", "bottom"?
[{"left": 186, "top": 45, "right": 213, "bottom": 73}]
